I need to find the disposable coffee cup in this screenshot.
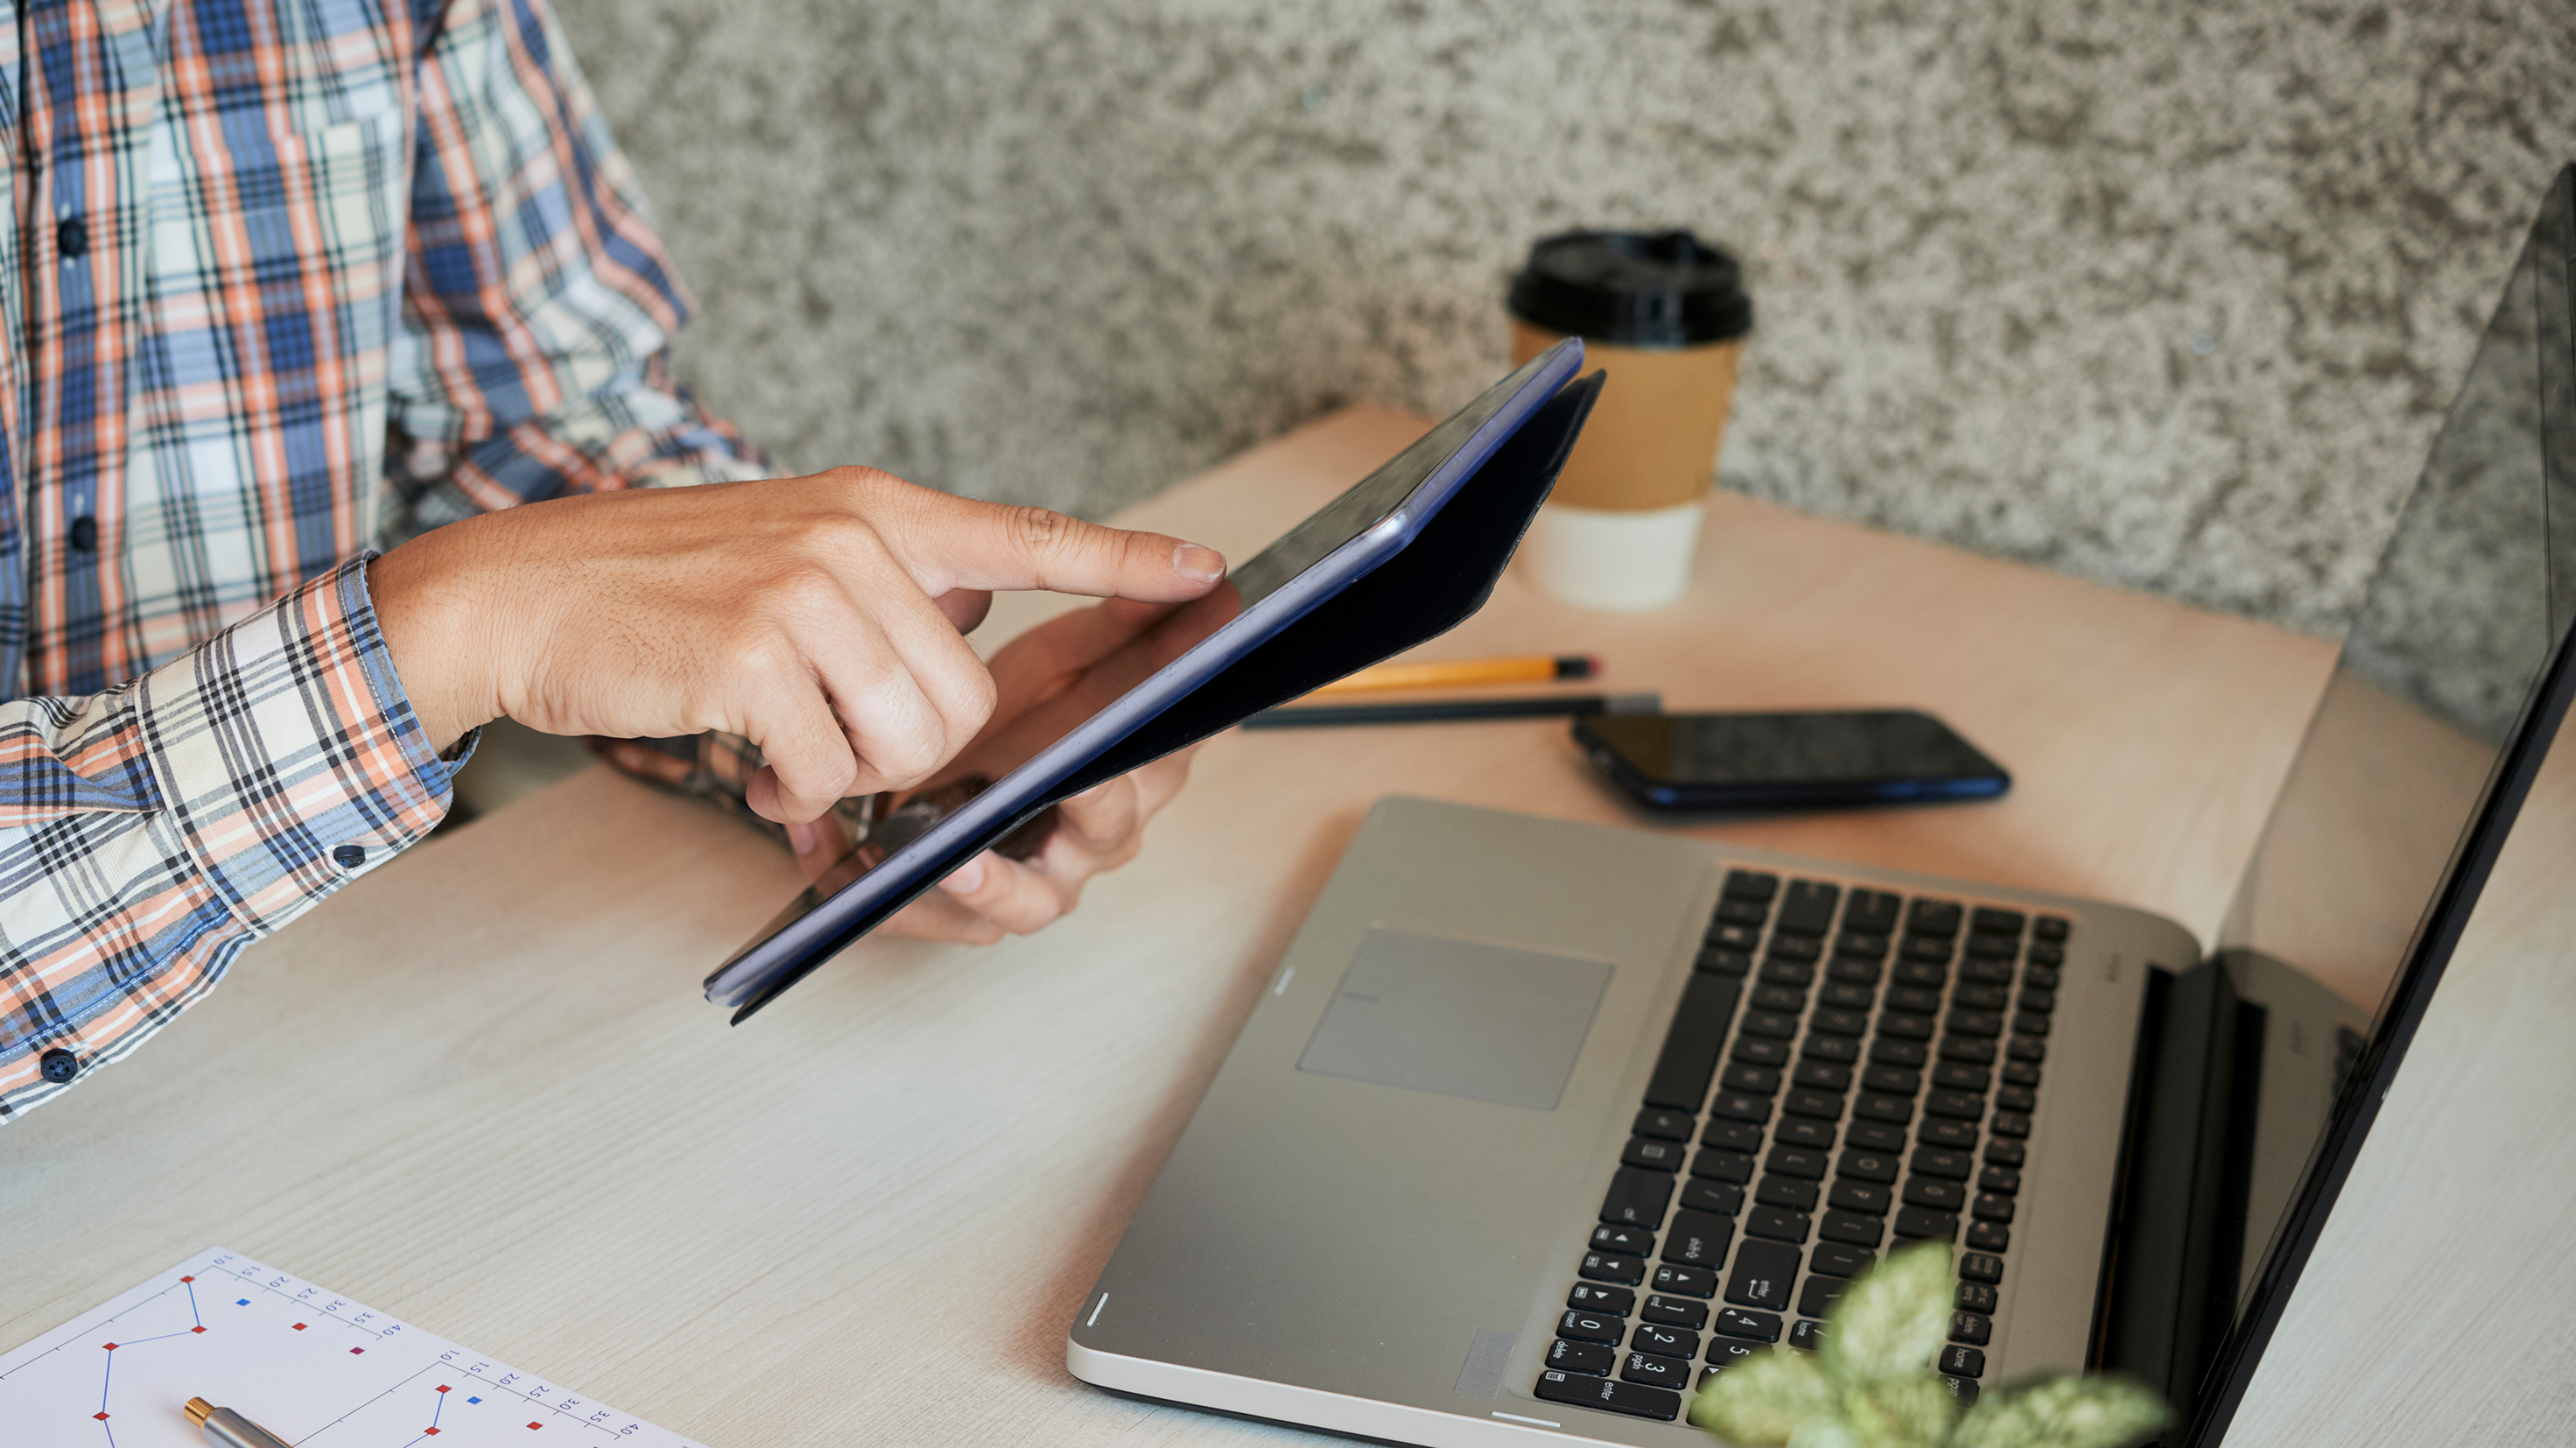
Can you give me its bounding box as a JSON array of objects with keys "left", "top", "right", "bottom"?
[{"left": 1506, "top": 230, "right": 1752, "bottom": 610}]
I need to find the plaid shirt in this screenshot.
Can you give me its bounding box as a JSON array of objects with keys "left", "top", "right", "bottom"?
[{"left": 0, "top": 0, "right": 768, "bottom": 1121}]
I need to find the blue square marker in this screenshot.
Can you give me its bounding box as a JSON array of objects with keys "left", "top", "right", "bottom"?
[
  {"left": 467, "top": 1397, "right": 481, "bottom": 1404},
  {"left": 236, "top": 1299, "right": 250, "bottom": 1306}
]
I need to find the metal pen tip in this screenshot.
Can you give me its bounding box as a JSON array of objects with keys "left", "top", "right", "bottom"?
[{"left": 185, "top": 1397, "right": 215, "bottom": 1428}]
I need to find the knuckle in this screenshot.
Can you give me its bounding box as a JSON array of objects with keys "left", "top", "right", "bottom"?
[{"left": 1007, "top": 504, "right": 1075, "bottom": 555}]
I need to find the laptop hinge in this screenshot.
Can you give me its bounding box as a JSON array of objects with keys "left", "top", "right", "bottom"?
[{"left": 2095, "top": 958, "right": 2264, "bottom": 1437}]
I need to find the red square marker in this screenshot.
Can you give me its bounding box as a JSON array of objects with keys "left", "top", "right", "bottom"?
[
  {"left": 350, "top": 1347, "right": 365, "bottom": 1355},
  {"left": 94, "top": 1413, "right": 110, "bottom": 1422},
  {"left": 527, "top": 1423, "right": 543, "bottom": 1430},
  {"left": 437, "top": 1386, "right": 451, "bottom": 1394},
  {"left": 193, "top": 1326, "right": 207, "bottom": 1333},
  {"left": 293, "top": 1323, "right": 306, "bottom": 1331},
  {"left": 181, "top": 1276, "right": 195, "bottom": 1283},
  {"left": 102, "top": 1343, "right": 116, "bottom": 1351},
  {"left": 425, "top": 1430, "right": 441, "bottom": 1437}
]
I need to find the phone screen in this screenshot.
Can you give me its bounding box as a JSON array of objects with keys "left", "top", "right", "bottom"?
[{"left": 1576, "top": 709, "right": 2009, "bottom": 808}]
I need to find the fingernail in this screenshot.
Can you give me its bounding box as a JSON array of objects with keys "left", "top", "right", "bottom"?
[
  {"left": 1172, "top": 544, "right": 1225, "bottom": 583},
  {"left": 945, "top": 854, "right": 988, "bottom": 894}
]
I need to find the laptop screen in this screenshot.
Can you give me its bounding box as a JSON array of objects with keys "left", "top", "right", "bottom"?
[{"left": 2199, "top": 165, "right": 2576, "bottom": 1420}]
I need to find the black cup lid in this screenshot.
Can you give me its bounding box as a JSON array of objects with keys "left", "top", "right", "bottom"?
[{"left": 1507, "top": 229, "right": 1752, "bottom": 348}]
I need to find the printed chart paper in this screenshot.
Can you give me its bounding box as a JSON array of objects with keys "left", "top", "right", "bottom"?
[{"left": 0, "top": 1248, "right": 708, "bottom": 1448}]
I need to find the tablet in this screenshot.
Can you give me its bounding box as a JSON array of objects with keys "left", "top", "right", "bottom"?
[{"left": 705, "top": 339, "right": 1601, "bottom": 1021}]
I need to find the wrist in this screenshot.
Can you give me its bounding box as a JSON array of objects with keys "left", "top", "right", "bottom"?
[{"left": 367, "top": 528, "right": 506, "bottom": 754}]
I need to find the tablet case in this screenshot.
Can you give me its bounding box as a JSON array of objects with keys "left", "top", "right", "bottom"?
[{"left": 730, "top": 371, "right": 1604, "bottom": 1022}]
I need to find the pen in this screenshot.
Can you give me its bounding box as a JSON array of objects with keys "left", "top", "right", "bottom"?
[
  {"left": 1306, "top": 652, "right": 1598, "bottom": 697},
  {"left": 1243, "top": 691, "right": 1661, "bottom": 729},
  {"left": 185, "top": 1396, "right": 292, "bottom": 1448}
]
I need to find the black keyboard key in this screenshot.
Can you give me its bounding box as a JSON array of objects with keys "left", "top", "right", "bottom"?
[
  {"left": 1776, "top": 881, "right": 1841, "bottom": 936},
  {"left": 1797, "top": 1274, "right": 1849, "bottom": 1318},
  {"left": 1741, "top": 1009, "right": 1799, "bottom": 1041},
  {"left": 1959, "top": 956, "right": 2016, "bottom": 984},
  {"left": 1582, "top": 1252, "right": 1647, "bottom": 1285},
  {"left": 1893, "top": 1206, "right": 1960, "bottom": 1241},
  {"left": 1751, "top": 982, "right": 1807, "bottom": 1012},
  {"left": 1911, "top": 1146, "right": 1974, "bottom": 1179},
  {"left": 1955, "top": 1283, "right": 1997, "bottom": 1314},
  {"left": 1535, "top": 1367, "right": 1681, "bottom": 1421},
  {"left": 1967, "top": 1221, "right": 2011, "bottom": 1251},
  {"left": 1904, "top": 1177, "right": 1967, "bottom": 1210},
  {"left": 1826, "top": 957, "right": 1884, "bottom": 987},
  {"left": 1634, "top": 1107, "right": 1694, "bottom": 1141},
  {"left": 1940, "top": 1343, "right": 1987, "bottom": 1378},
  {"left": 1704, "top": 1118, "right": 1764, "bottom": 1151},
  {"left": 1870, "top": 1038, "right": 1929, "bottom": 1068},
  {"left": 2007, "top": 1035, "right": 2046, "bottom": 1063},
  {"left": 1733, "top": 1036, "right": 1792, "bottom": 1067},
  {"left": 1724, "top": 1240, "right": 1801, "bottom": 1310},
  {"left": 1837, "top": 1148, "right": 1900, "bottom": 1184},
  {"left": 1705, "top": 1339, "right": 1759, "bottom": 1374},
  {"left": 1969, "top": 907, "right": 2025, "bottom": 937},
  {"left": 1632, "top": 1322, "right": 1700, "bottom": 1358},
  {"left": 1697, "top": 946, "right": 1754, "bottom": 976},
  {"left": 1693, "top": 1148, "right": 1753, "bottom": 1183},
  {"left": 1745, "top": 1205, "right": 1810, "bottom": 1243},
  {"left": 1602, "top": 1168, "right": 1674, "bottom": 1226},
  {"left": 1997, "top": 1086, "right": 2038, "bottom": 1113},
  {"left": 1941, "top": 1375, "right": 1981, "bottom": 1406},
  {"left": 2023, "top": 962, "right": 2061, "bottom": 989},
  {"left": 1623, "top": 1136, "right": 1688, "bottom": 1170},
  {"left": 1820, "top": 981, "right": 1878, "bottom": 1011},
  {"left": 1884, "top": 985, "right": 1943, "bottom": 1016},
  {"left": 1819, "top": 1210, "right": 1884, "bottom": 1248},
  {"left": 2002, "top": 1060, "right": 2042, "bottom": 1088},
  {"left": 1663, "top": 1208, "right": 1735, "bottom": 1267},
  {"left": 1713, "top": 899, "right": 1770, "bottom": 928},
  {"left": 1926, "top": 1091, "right": 1986, "bottom": 1121},
  {"left": 1723, "top": 870, "right": 1781, "bottom": 903},
  {"left": 1827, "top": 1180, "right": 1892, "bottom": 1215},
  {"left": 1681, "top": 1178, "right": 1746, "bottom": 1216},
  {"left": 1793, "top": 1060, "right": 1853, "bottom": 1092},
  {"left": 1766, "top": 1144, "right": 1830, "bottom": 1178},
  {"left": 2013, "top": 1012, "right": 2053, "bottom": 1037},
  {"left": 1941, "top": 1035, "right": 1997, "bottom": 1064},
  {"left": 1642, "top": 1294, "right": 1709, "bottom": 1328},
  {"left": 2033, "top": 915, "right": 2069, "bottom": 941},
  {"left": 1560, "top": 1309, "right": 1625, "bottom": 1344},
  {"left": 1570, "top": 1283, "right": 1636, "bottom": 1316},
  {"left": 1980, "top": 1165, "right": 2022, "bottom": 1195},
  {"left": 1548, "top": 1339, "right": 1616, "bottom": 1375},
  {"left": 1643, "top": 974, "right": 1744, "bottom": 1110},
  {"left": 1722, "top": 1063, "right": 1783, "bottom": 1095},
  {"left": 1757, "top": 1177, "right": 1820, "bottom": 1211},
  {"left": 1593, "top": 1224, "right": 1654, "bottom": 1253},
  {"left": 1960, "top": 1251, "right": 2005, "bottom": 1284},
  {"left": 1954, "top": 982, "right": 2011, "bottom": 1011},
  {"left": 2029, "top": 939, "right": 2067, "bottom": 965},
  {"left": 1766, "top": 933, "right": 1823, "bottom": 962},
  {"left": 1708, "top": 923, "right": 1763, "bottom": 952},
  {"left": 1972, "top": 1193, "right": 2015, "bottom": 1223},
  {"left": 1759, "top": 959, "right": 1816, "bottom": 989},
  {"left": 1653, "top": 1263, "right": 1720, "bottom": 1298},
  {"left": 1992, "top": 1111, "right": 2033, "bottom": 1139},
  {"left": 1801, "top": 1035, "right": 1860, "bottom": 1065},
  {"left": 1920, "top": 1119, "right": 1980, "bottom": 1149},
  {"left": 2018, "top": 988, "right": 2057, "bottom": 1015},
  {"left": 1948, "top": 1009, "right": 2004, "bottom": 1038},
  {"left": 1878, "top": 1013, "right": 1934, "bottom": 1042},
  {"left": 1788, "top": 1319, "right": 1828, "bottom": 1352},
  {"left": 1906, "top": 899, "right": 1962, "bottom": 937},
  {"left": 1834, "top": 930, "right": 1891, "bottom": 959},
  {"left": 1709, "top": 1092, "right": 1772, "bottom": 1126},
  {"left": 1949, "top": 1312, "right": 1991, "bottom": 1346},
  {"left": 1849, "top": 1121, "right": 1909, "bottom": 1152},
  {"left": 1782, "top": 1082, "right": 1844, "bottom": 1118},
  {"left": 1855, "top": 1093, "right": 1915, "bottom": 1125},
  {"left": 1899, "top": 938, "right": 1955, "bottom": 966},
  {"left": 1933, "top": 1062, "right": 1992, "bottom": 1092},
  {"left": 1715, "top": 1307, "right": 1783, "bottom": 1341},
  {"left": 1844, "top": 889, "right": 1901, "bottom": 933},
  {"left": 1810, "top": 1007, "right": 1870, "bottom": 1037},
  {"left": 1775, "top": 1117, "right": 1838, "bottom": 1150},
  {"left": 1892, "top": 960, "right": 1950, "bottom": 988},
  {"left": 1963, "top": 935, "right": 2019, "bottom": 961},
  {"left": 1862, "top": 1065, "right": 1923, "bottom": 1096},
  {"left": 1811, "top": 1241, "right": 1876, "bottom": 1277}
]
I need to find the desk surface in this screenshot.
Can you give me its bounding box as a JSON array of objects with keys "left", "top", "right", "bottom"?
[{"left": 4, "top": 406, "right": 2568, "bottom": 1446}]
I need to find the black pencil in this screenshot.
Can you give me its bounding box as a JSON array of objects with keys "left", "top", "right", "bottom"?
[{"left": 1242, "top": 692, "right": 1661, "bottom": 729}]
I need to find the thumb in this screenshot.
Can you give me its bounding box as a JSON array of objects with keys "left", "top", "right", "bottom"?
[{"left": 893, "top": 494, "right": 1226, "bottom": 602}]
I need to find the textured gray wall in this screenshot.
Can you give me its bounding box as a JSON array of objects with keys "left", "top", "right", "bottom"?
[{"left": 554, "top": 0, "right": 2573, "bottom": 636}]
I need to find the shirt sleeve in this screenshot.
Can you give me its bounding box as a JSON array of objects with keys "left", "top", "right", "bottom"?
[
  {"left": 379, "top": 0, "right": 769, "bottom": 545},
  {"left": 0, "top": 559, "right": 460, "bottom": 1121}
]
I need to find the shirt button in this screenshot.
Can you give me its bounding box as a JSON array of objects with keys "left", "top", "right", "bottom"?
[
  {"left": 39, "top": 1048, "right": 79, "bottom": 1084},
  {"left": 68, "top": 516, "right": 97, "bottom": 552},
  {"left": 56, "top": 216, "right": 88, "bottom": 257},
  {"left": 332, "top": 844, "right": 368, "bottom": 869}
]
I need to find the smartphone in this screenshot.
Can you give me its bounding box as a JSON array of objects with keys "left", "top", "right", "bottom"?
[{"left": 1574, "top": 708, "right": 2011, "bottom": 810}]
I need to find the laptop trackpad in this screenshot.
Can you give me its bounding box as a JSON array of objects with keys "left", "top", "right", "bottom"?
[{"left": 1295, "top": 928, "right": 1612, "bottom": 1111}]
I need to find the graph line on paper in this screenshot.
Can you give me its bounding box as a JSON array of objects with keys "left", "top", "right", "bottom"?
[{"left": 0, "top": 1248, "right": 709, "bottom": 1448}]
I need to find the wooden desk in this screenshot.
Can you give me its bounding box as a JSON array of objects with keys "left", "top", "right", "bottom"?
[{"left": 3, "top": 407, "right": 2565, "bottom": 1446}]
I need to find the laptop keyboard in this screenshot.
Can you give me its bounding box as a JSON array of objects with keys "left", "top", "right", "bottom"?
[{"left": 1534, "top": 869, "right": 2067, "bottom": 1423}]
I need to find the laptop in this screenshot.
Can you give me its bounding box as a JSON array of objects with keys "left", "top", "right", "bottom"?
[{"left": 1066, "top": 163, "right": 2576, "bottom": 1447}]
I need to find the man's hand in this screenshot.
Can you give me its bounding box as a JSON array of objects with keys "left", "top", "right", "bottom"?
[{"left": 368, "top": 467, "right": 1226, "bottom": 826}]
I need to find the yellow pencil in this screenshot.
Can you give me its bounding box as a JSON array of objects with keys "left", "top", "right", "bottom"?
[{"left": 1309, "top": 653, "right": 1600, "bottom": 697}]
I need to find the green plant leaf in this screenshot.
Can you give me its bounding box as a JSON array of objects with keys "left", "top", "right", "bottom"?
[
  {"left": 1951, "top": 1374, "right": 2172, "bottom": 1448},
  {"left": 1840, "top": 1371, "right": 1962, "bottom": 1448},
  {"left": 1692, "top": 1346, "right": 1836, "bottom": 1445},
  {"left": 1786, "top": 1420, "right": 1864, "bottom": 1448},
  {"left": 1819, "top": 1241, "right": 1955, "bottom": 1383}
]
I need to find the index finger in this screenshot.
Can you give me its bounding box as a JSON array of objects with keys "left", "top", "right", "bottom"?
[{"left": 884, "top": 489, "right": 1226, "bottom": 602}]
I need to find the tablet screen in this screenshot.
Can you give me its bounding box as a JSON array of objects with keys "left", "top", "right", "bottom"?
[{"left": 705, "top": 342, "right": 1584, "bottom": 1013}]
